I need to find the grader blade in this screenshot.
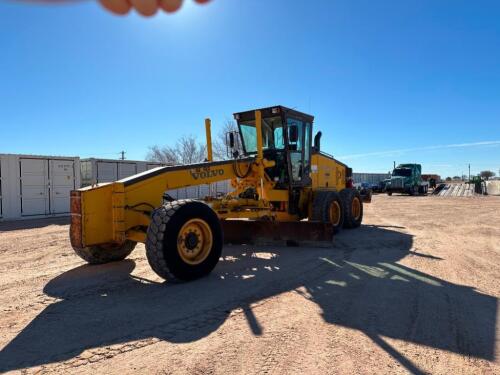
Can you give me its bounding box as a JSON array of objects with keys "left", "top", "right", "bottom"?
[{"left": 220, "top": 220, "right": 334, "bottom": 247}]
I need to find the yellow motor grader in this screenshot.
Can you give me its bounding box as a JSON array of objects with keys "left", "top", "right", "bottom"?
[{"left": 70, "top": 106, "right": 368, "bottom": 281}]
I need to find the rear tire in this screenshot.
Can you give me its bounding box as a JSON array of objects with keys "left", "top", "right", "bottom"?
[
  {"left": 387, "top": 191, "right": 393, "bottom": 196},
  {"left": 73, "top": 241, "right": 136, "bottom": 264},
  {"left": 340, "top": 188, "right": 363, "bottom": 228},
  {"left": 311, "top": 190, "right": 344, "bottom": 234},
  {"left": 145, "top": 200, "right": 223, "bottom": 281}
]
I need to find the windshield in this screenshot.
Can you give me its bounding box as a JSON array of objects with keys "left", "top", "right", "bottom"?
[
  {"left": 393, "top": 168, "right": 412, "bottom": 177},
  {"left": 239, "top": 116, "right": 284, "bottom": 153}
]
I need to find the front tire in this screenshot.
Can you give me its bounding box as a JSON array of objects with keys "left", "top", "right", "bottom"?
[
  {"left": 145, "top": 200, "right": 223, "bottom": 281},
  {"left": 73, "top": 241, "right": 136, "bottom": 264}
]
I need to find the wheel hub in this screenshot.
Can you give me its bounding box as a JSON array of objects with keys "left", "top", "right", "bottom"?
[
  {"left": 184, "top": 232, "right": 199, "bottom": 250},
  {"left": 177, "top": 218, "right": 213, "bottom": 265}
]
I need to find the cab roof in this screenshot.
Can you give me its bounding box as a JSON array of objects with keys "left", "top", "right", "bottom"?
[{"left": 233, "top": 105, "right": 314, "bottom": 123}]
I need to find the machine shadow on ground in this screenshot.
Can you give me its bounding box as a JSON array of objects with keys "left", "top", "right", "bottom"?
[
  {"left": 0, "top": 217, "right": 69, "bottom": 232},
  {"left": 0, "top": 225, "right": 496, "bottom": 374}
]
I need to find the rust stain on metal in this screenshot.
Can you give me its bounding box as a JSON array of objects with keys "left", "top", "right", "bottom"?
[{"left": 70, "top": 190, "right": 83, "bottom": 249}]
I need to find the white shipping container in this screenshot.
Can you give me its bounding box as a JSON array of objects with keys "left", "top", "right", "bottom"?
[
  {"left": 353, "top": 172, "right": 391, "bottom": 185},
  {"left": 166, "top": 180, "right": 233, "bottom": 200},
  {"left": 118, "top": 163, "right": 137, "bottom": 180},
  {"left": 80, "top": 158, "right": 166, "bottom": 186},
  {"left": 96, "top": 162, "right": 118, "bottom": 183},
  {"left": 0, "top": 154, "right": 80, "bottom": 220},
  {"left": 0, "top": 161, "right": 3, "bottom": 218},
  {"left": 80, "top": 158, "right": 232, "bottom": 200}
]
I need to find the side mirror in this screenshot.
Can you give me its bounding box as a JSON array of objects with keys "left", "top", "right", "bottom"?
[
  {"left": 289, "top": 125, "right": 298, "bottom": 143},
  {"left": 225, "top": 131, "right": 239, "bottom": 159}
]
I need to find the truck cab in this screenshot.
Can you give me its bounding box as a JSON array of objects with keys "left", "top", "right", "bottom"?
[{"left": 386, "top": 163, "right": 429, "bottom": 196}]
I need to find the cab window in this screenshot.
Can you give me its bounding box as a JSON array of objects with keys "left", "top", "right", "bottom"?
[
  {"left": 239, "top": 116, "right": 284, "bottom": 154},
  {"left": 287, "top": 118, "right": 303, "bottom": 151},
  {"left": 304, "top": 122, "right": 311, "bottom": 165}
]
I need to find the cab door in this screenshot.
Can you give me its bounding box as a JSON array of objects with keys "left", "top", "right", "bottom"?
[{"left": 286, "top": 118, "right": 312, "bottom": 186}]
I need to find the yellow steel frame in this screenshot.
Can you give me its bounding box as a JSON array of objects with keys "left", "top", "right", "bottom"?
[{"left": 310, "top": 153, "right": 347, "bottom": 192}]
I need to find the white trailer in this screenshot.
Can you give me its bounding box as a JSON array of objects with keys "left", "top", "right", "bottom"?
[{"left": 0, "top": 154, "right": 80, "bottom": 220}]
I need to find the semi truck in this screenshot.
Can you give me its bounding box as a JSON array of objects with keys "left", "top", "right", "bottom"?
[{"left": 386, "top": 163, "right": 428, "bottom": 196}]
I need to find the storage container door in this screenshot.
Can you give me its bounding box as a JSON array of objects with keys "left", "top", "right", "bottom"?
[
  {"left": 136, "top": 163, "right": 147, "bottom": 174},
  {"left": 199, "top": 184, "right": 210, "bottom": 199},
  {"left": 118, "top": 163, "right": 137, "bottom": 180},
  {"left": 0, "top": 162, "right": 3, "bottom": 218},
  {"left": 215, "top": 180, "right": 231, "bottom": 196},
  {"left": 50, "top": 160, "right": 75, "bottom": 214},
  {"left": 96, "top": 162, "right": 118, "bottom": 183},
  {"left": 186, "top": 186, "right": 199, "bottom": 199},
  {"left": 20, "top": 158, "right": 48, "bottom": 216}
]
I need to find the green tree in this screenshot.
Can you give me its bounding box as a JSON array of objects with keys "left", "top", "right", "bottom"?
[{"left": 480, "top": 170, "right": 495, "bottom": 180}]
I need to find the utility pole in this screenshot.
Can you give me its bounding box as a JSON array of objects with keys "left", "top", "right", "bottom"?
[
  {"left": 393, "top": 161, "right": 396, "bottom": 170},
  {"left": 120, "top": 151, "right": 126, "bottom": 160},
  {"left": 468, "top": 164, "right": 471, "bottom": 181}
]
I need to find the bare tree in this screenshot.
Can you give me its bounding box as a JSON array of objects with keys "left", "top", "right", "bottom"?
[
  {"left": 480, "top": 170, "right": 495, "bottom": 180},
  {"left": 147, "top": 135, "right": 207, "bottom": 165},
  {"left": 147, "top": 119, "right": 242, "bottom": 165}
]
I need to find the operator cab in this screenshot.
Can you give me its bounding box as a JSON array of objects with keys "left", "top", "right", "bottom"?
[{"left": 232, "top": 106, "right": 314, "bottom": 189}]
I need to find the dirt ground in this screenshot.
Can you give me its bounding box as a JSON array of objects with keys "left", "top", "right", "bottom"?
[{"left": 0, "top": 195, "right": 499, "bottom": 375}]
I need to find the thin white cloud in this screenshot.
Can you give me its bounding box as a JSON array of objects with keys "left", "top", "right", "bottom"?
[
  {"left": 339, "top": 141, "right": 500, "bottom": 160},
  {"left": 425, "top": 163, "right": 454, "bottom": 168}
]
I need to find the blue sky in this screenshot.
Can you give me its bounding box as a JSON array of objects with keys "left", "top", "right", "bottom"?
[{"left": 0, "top": 0, "right": 499, "bottom": 178}]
